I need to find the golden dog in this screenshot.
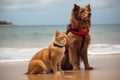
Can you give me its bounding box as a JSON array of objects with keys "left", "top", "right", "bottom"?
[{"left": 65, "top": 4, "right": 93, "bottom": 70}]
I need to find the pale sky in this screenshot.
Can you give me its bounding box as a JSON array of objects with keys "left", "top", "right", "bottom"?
[{"left": 0, "top": 0, "right": 120, "bottom": 25}]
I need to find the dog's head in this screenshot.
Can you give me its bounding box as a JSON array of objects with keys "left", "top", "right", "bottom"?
[{"left": 72, "top": 4, "right": 91, "bottom": 21}]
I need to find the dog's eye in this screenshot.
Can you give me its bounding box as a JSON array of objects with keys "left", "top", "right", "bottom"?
[
  {"left": 81, "top": 10, "right": 84, "bottom": 13},
  {"left": 86, "top": 10, "right": 89, "bottom": 12}
]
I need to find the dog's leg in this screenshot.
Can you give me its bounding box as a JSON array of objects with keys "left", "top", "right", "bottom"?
[
  {"left": 81, "top": 49, "right": 93, "bottom": 70},
  {"left": 69, "top": 46, "right": 79, "bottom": 70},
  {"left": 61, "top": 53, "right": 73, "bottom": 70},
  {"left": 77, "top": 49, "right": 82, "bottom": 69}
]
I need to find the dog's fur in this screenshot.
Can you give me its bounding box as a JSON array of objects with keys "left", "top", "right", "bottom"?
[
  {"left": 65, "top": 4, "right": 93, "bottom": 70},
  {"left": 26, "top": 30, "right": 67, "bottom": 74}
]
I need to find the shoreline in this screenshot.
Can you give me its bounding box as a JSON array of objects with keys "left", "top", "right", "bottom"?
[
  {"left": 0, "top": 54, "right": 120, "bottom": 80},
  {"left": 0, "top": 53, "right": 120, "bottom": 63}
]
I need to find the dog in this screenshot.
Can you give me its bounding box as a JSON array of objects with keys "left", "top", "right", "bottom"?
[{"left": 64, "top": 4, "right": 93, "bottom": 70}]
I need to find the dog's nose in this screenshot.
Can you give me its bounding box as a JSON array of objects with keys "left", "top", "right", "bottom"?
[{"left": 88, "top": 13, "right": 91, "bottom": 17}]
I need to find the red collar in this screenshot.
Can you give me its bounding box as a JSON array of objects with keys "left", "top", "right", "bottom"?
[{"left": 66, "top": 24, "right": 89, "bottom": 36}]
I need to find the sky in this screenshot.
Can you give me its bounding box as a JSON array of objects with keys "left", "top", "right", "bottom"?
[{"left": 0, "top": 0, "right": 120, "bottom": 25}]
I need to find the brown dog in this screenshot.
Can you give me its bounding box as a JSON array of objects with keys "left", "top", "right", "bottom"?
[{"left": 65, "top": 4, "right": 93, "bottom": 70}]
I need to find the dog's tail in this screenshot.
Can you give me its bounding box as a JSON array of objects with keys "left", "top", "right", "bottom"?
[{"left": 25, "top": 60, "right": 48, "bottom": 74}]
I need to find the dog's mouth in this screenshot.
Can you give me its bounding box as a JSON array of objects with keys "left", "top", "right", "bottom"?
[
  {"left": 85, "top": 16, "right": 91, "bottom": 20},
  {"left": 82, "top": 13, "right": 91, "bottom": 20},
  {"left": 87, "top": 13, "right": 91, "bottom": 18}
]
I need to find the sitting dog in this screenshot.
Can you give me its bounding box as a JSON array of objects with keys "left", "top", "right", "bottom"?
[{"left": 64, "top": 4, "right": 93, "bottom": 70}]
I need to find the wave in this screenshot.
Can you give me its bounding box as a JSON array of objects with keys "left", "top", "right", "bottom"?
[
  {"left": 0, "top": 44, "right": 120, "bottom": 62},
  {"left": 89, "top": 44, "right": 120, "bottom": 55},
  {"left": 0, "top": 48, "right": 41, "bottom": 63}
]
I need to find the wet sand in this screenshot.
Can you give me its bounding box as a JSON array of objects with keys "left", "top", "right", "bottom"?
[{"left": 0, "top": 54, "right": 120, "bottom": 80}]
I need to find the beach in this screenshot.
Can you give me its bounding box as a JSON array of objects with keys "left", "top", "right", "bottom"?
[
  {"left": 0, "top": 25, "right": 120, "bottom": 80},
  {"left": 0, "top": 54, "right": 120, "bottom": 80}
]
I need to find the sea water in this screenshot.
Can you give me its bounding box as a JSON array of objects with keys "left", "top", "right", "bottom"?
[{"left": 0, "top": 24, "right": 120, "bottom": 62}]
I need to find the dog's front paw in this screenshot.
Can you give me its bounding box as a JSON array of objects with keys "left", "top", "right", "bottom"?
[
  {"left": 85, "top": 66, "right": 93, "bottom": 70},
  {"left": 73, "top": 66, "right": 80, "bottom": 70}
]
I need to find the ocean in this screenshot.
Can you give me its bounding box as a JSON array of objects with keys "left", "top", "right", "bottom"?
[{"left": 0, "top": 24, "right": 120, "bottom": 62}]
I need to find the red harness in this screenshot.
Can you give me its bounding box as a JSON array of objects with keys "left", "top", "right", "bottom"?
[
  {"left": 65, "top": 24, "right": 89, "bottom": 54},
  {"left": 66, "top": 24, "right": 89, "bottom": 36}
]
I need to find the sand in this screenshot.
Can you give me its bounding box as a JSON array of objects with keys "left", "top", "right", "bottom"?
[{"left": 0, "top": 54, "right": 120, "bottom": 80}]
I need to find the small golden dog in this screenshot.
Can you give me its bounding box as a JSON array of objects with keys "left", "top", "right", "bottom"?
[
  {"left": 26, "top": 30, "right": 67, "bottom": 74},
  {"left": 65, "top": 4, "right": 93, "bottom": 70}
]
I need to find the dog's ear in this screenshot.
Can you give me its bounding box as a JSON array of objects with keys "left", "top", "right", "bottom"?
[
  {"left": 74, "top": 4, "right": 78, "bottom": 7},
  {"left": 85, "top": 4, "right": 91, "bottom": 11},
  {"left": 73, "top": 4, "right": 80, "bottom": 11}
]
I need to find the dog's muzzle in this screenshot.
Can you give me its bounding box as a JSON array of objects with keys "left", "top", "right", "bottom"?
[{"left": 88, "top": 13, "right": 91, "bottom": 18}]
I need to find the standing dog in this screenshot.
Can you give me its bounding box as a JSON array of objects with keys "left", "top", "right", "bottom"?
[{"left": 65, "top": 4, "right": 93, "bottom": 70}]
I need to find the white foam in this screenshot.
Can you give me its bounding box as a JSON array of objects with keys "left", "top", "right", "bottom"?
[
  {"left": 0, "top": 44, "right": 120, "bottom": 62},
  {"left": 89, "top": 44, "right": 120, "bottom": 55},
  {"left": 0, "top": 48, "right": 43, "bottom": 62},
  {"left": 0, "top": 59, "right": 30, "bottom": 63}
]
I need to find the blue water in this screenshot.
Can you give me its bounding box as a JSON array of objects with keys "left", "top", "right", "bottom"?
[
  {"left": 90, "top": 24, "right": 120, "bottom": 44},
  {"left": 0, "top": 24, "right": 120, "bottom": 62},
  {"left": 0, "top": 25, "right": 66, "bottom": 47},
  {"left": 0, "top": 24, "right": 120, "bottom": 48}
]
